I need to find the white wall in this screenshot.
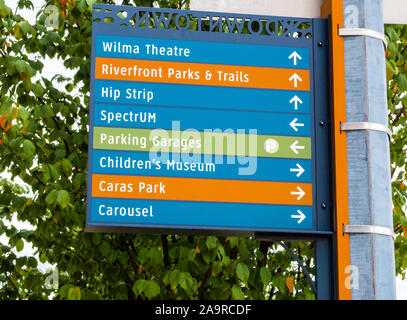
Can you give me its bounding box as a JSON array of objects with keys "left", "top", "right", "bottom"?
[{"left": 190, "top": 0, "right": 407, "bottom": 24}]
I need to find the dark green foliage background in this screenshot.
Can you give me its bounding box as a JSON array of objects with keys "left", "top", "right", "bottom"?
[{"left": 0, "top": 0, "right": 404, "bottom": 300}]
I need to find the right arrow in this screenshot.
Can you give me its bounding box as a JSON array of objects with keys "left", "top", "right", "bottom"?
[
  {"left": 289, "top": 95, "right": 303, "bottom": 110},
  {"left": 290, "top": 186, "right": 305, "bottom": 200},
  {"left": 290, "top": 163, "right": 305, "bottom": 177},
  {"left": 290, "top": 140, "right": 305, "bottom": 154},
  {"left": 291, "top": 210, "right": 306, "bottom": 224}
]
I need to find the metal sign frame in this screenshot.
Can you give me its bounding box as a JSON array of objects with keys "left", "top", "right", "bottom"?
[{"left": 85, "top": 4, "right": 336, "bottom": 299}]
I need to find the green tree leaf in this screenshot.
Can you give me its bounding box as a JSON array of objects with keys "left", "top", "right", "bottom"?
[
  {"left": 179, "top": 272, "right": 196, "bottom": 296},
  {"left": 205, "top": 236, "right": 218, "bottom": 250},
  {"left": 15, "top": 60, "right": 27, "bottom": 73},
  {"left": 22, "top": 139, "right": 35, "bottom": 156},
  {"left": 144, "top": 280, "right": 160, "bottom": 299},
  {"left": 236, "top": 262, "right": 249, "bottom": 282},
  {"left": 231, "top": 284, "right": 245, "bottom": 300},
  {"left": 67, "top": 287, "right": 81, "bottom": 300},
  {"left": 132, "top": 279, "right": 146, "bottom": 296},
  {"left": 228, "top": 236, "right": 238, "bottom": 248},
  {"left": 260, "top": 267, "right": 271, "bottom": 285},
  {"left": 100, "top": 240, "right": 111, "bottom": 257},
  {"left": 15, "top": 239, "right": 24, "bottom": 252},
  {"left": 27, "top": 256, "right": 37, "bottom": 268},
  {"left": 32, "top": 83, "right": 44, "bottom": 97},
  {"left": 45, "top": 189, "right": 58, "bottom": 205},
  {"left": 56, "top": 190, "right": 70, "bottom": 208},
  {"left": 169, "top": 269, "right": 181, "bottom": 288},
  {"left": 59, "top": 284, "right": 73, "bottom": 298}
]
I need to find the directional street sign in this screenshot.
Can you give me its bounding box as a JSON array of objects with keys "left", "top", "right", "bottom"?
[{"left": 86, "top": 5, "right": 333, "bottom": 237}]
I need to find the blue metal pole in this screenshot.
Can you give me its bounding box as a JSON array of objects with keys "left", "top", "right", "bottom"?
[{"left": 342, "top": 0, "right": 396, "bottom": 299}]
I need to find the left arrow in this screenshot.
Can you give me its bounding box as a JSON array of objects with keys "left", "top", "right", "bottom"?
[
  {"left": 289, "top": 118, "right": 305, "bottom": 132},
  {"left": 290, "top": 140, "right": 305, "bottom": 154},
  {"left": 291, "top": 210, "right": 306, "bottom": 224}
]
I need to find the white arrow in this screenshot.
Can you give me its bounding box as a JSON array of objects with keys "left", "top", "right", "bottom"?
[
  {"left": 289, "top": 118, "right": 305, "bottom": 132},
  {"left": 291, "top": 210, "right": 306, "bottom": 224},
  {"left": 290, "top": 140, "right": 305, "bottom": 154},
  {"left": 288, "top": 51, "right": 302, "bottom": 66},
  {"left": 289, "top": 95, "right": 303, "bottom": 110},
  {"left": 289, "top": 73, "right": 303, "bottom": 88},
  {"left": 290, "top": 163, "right": 305, "bottom": 177},
  {"left": 290, "top": 186, "right": 306, "bottom": 200}
]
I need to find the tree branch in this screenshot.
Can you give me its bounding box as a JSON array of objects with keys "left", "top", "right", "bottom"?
[
  {"left": 392, "top": 103, "right": 406, "bottom": 126},
  {"left": 296, "top": 247, "right": 302, "bottom": 281},
  {"left": 198, "top": 264, "right": 212, "bottom": 299},
  {"left": 121, "top": 236, "right": 139, "bottom": 275},
  {"left": 161, "top": 234, "right": 170, "bottom": 267},
  {"left": 268, "top": 287, "right": 275, "bottom": 300},
  {"left": 394, "top": 223, "right": 404, "bottom": 233},
  {"left": 179, "top": 0, "right": 187, "bottom": 9},
  {"left": 2, "top": 141, "right": 46, "bottom": 186},
  {"left": 36, "top": 95, "right": 73, "bottom": 136},
  {"left": 257, "top": 241, "right": 270, "bottom": 268},
  {"left": 32, "top": 172, "right": 46, "bottom": 187},
  {"left": 117, "top": 259, "right": 136, "bottom": 300},
  {"left": 5, "top": 273, "right": 23, "bottom": 300}
]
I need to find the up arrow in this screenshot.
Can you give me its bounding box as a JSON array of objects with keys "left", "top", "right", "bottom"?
[
  {"left": 290, "top": 140, "right": 305, "bottom": 154},
  {"left": 289, "top": 73, "right": 302, "bottom": 88},
  {"left": 289, "top": 95, "right": 303, "bottom": 110},
  {"left": 289, "top": 118, "right": 305, "bottom": 132},
  {"left": 288, "top": 51, "right": 302, "bottom": 66},
  {"left": 290, "top": 163, "right": 305, "bottom": 177},
  {"left": 291, "top": 210, "right": 306, "bottom": 224},
  {"left": 290, "top": 186, "right": 305, "bottom": 201}
]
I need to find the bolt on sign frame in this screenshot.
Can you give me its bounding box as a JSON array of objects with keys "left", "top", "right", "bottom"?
[{"left": 85, "top": 4, "right": 337, "bottom": 299}]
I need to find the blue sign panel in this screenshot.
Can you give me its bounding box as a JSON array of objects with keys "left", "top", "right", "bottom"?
[
  {"left": 93, "top": 104, "right": 312, "bottom": 136},
  {"left": 95, "top": 35, "right": 311, "bottom": 69},
  {"left": 93, "top": 80, "right": 311, "bottom": 113},
  {"left": 86, "top": 4, "right": 332, "bottom": 237}
]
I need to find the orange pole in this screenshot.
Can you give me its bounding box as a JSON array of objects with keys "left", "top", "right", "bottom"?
[{"left": 321, "top": 0, "right": 351, "bottom": 300}]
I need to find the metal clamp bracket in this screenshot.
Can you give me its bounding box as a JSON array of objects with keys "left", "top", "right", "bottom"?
[
  {"left": 339, "top": 27, "right": 387, "bottom": 49},
  {"left": 343, "top": 225, "right": 394, "bottom": 239},
  {"left": 340, "top": 121, "right": 391, "bottom": 139}
]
